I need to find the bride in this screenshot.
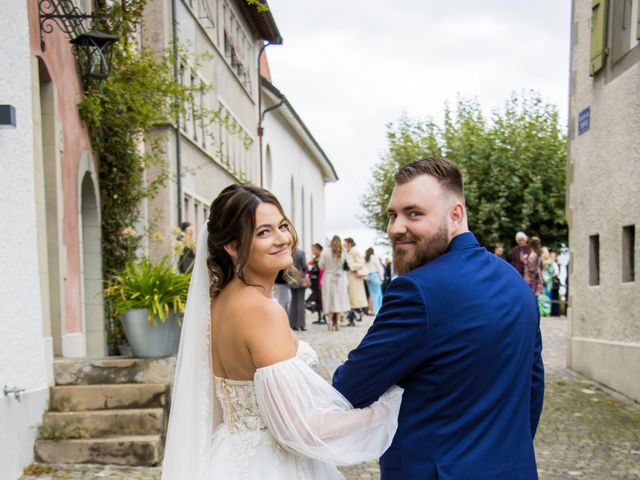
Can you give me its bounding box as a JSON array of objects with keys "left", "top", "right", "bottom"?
[{"left": 161, "top": 184, "right": 402, "bottom": 480}]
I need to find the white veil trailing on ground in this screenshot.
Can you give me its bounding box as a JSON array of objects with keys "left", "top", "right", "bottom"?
[{"left": 162, "top": 227, "right": 220, "bottom": 480}]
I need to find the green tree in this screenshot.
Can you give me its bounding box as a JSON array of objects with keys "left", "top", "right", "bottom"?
[{"left": 361, "top": 92, "right": 567, "bottom": 250}]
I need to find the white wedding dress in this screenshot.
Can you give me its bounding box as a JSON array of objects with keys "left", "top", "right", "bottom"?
[
  {"left": 199, "top": 340, "right": 402, "bottom": 479},
  {"left": 162, "top": 229, "right": 403, "bottom": 480}
]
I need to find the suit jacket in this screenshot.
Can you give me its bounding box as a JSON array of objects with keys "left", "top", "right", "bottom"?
[
  {"left": 290, "top": 248, "right": 308, "bottom": 289},
  {"left": 333, "top": 232, "right": 544, "bottom": 480}
]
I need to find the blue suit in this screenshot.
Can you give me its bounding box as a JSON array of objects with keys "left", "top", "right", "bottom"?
[{"left": 333, "top": 232, "right": 544, "bottom": 480}]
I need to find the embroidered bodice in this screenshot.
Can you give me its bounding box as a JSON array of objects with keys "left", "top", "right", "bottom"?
[
  {"left": 215, "top": 376, "right": 266, "bottom": 433},
  {"left": 214, "top": 340, "right": 319, "bottom": 434}
]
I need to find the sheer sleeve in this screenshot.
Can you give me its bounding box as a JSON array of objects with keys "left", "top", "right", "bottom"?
[{"left": 254, "top": 357, "right": 402, "bottom": 466}]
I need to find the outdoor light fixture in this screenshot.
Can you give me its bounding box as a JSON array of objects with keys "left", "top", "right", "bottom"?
[
  {"left": 0, "top": 105, "right": 16, "bottom": 129},
  {"left": 38, "top": 0, "right": 118, "bottom": 82}
]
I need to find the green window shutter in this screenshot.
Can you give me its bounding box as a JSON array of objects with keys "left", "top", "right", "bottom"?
[{"left": 590, "top": 0, "right": 609, "bottom": 75}]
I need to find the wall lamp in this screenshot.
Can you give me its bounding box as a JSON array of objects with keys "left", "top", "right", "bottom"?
[{"left": 38, "top": 0, "right": 118, "bottom": 82}]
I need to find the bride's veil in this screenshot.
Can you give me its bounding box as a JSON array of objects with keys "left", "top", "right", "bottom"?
[{"left": 162, "top": 227, "right": 220, "bottom": 479}]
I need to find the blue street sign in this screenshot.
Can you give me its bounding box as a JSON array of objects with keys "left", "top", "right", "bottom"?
[{"left": 578, "top": 107, "right": 590, "bottom": 136}]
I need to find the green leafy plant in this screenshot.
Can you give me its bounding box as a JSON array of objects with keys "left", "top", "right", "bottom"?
[{"left": 104, "top": 257, "right": 190, "bottom": 327}]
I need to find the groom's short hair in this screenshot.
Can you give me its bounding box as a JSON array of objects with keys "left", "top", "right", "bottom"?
[{"left": 395, "top": 157, "right": 465, "bottom": 202}]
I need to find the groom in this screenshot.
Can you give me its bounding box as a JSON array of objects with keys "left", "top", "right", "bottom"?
[{"left": 333, "top": 157, "right": 544, "bottom": 479}]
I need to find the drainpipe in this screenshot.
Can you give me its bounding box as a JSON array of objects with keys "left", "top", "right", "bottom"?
[
  {"left": 171, "top": 0, "right": 183, "bottom": 223},
  {"left": 257, "top": 41, "right": 272, "bottom": 188}
]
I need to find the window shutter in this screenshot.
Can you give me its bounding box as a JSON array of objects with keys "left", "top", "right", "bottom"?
[{"left": 590, "top": 0, "right": 609, "bottom": 75}]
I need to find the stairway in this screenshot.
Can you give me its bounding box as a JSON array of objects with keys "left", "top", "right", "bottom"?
[{"left": 34, "top": 357, "right": 175, "bottom": 466}]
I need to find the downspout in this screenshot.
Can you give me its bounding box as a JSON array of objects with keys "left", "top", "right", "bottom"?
[
  {"left": 171, "top": 0, "right": 183, "bottom": 223},
  {"left": 257, "top": 41, "right": 271, "bottom": 187}
]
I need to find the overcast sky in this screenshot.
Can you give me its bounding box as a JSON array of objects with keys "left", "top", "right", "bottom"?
[{"left": 265, "top": 0, "right": 572, "bottom": 254}]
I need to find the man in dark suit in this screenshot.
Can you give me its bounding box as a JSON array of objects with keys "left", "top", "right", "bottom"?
[{"left": 333, "top": 157, "right": 544, "bottom": 480}]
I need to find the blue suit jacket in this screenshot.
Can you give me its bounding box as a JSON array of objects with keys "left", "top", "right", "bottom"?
[{"left": 333, "top": 232, "right": 544, "bottom": 480}]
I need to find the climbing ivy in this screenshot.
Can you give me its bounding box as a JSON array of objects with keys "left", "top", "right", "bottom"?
[{"left": 78, "top": 0, "right": 259, "bottom": 350}]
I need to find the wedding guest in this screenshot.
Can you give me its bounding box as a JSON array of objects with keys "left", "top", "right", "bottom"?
[
  {"left": 511, "top": 231, "right": 529, "bottom": 276},
  {"left": 549, "top": 251, "right": 561, "bottom": 316},
  {"left": 523, "top": 236, "right": 544, "bottom": 299},
  {"left": 364, "top": 247, "right": 385, "bottom": 316},
  {"left": 382, "top": 257, "right": 393, "bottom": 292},
  {"left": 343, "top": 238, "right": 368, "bottom": 326},
  {"left": 274, "top": 270, "right": 290, "bottom": 313},
  {"left": 289, "top": 247, "right": 308, "bottom": 331},
  {"left": 177, "top": 222, "right": 195, "bottom": 274},
  {"left": 308, "top": 243, "right": 325, "bottom": 324},
  {"left": 538, "top": 246, "right": 553, "bottom": 317},
  {"left": 319, "top": 236, "right": 350, "bottom": 331}
]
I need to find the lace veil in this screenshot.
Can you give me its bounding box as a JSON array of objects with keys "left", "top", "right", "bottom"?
[{"left": 162, "top": 227, "right": 220, "bottom": 479}]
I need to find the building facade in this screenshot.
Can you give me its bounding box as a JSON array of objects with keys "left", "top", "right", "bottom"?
[
  {"left": 567, "top": 0, "right": 640, "bottom": 401},
  {"left": 261, "top": 77, "right": 338, "bottom": 250},
  {"left": 142, "top": 0, "right": 282, "bottom": 246},
  {"left": 0, "top": 1, "right": 336, "bottom": 475},
  {"left": 1, "top": 0, "right": 108, "bottom": 475}
]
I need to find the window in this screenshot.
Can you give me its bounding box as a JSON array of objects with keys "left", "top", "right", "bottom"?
[
  {"left": 590, "top": 0, "right": 610, "bottom": 75},
  {"left": 301, "top": 186, "right": 305, "bottom": 249},
  {"left": 589, "top": 234, "right": 600, "bottom": 285},
  {"left": 310, "top": 195, "right": 314, "bottom": 243},
  {"left": 221, "top": 1, "right": 252, "bottom": 91},
  {"left": 194, "top": 203, "right": 200, "bottom": 233},
  {"left": 191, "top": 74, "right": 198, "bottom": 141},
  {"left": 179, "top": 63, "right": 187, "bottom": 131},
  {"left": 611, "top": 0, "right": 640, "bottom": 62},
  {"left": 183, "top": 196, "right": 190, "bottom": 222},
  {"left": 622, "top": 225, "right": 635, "bottom": 282},
  {"left": 265, "top": 146, "right": 273, "bottom": 190},
  {"left": 200, "top": 87, "right": 207, "bottom": 149},
  {"left": 290, "top": 177, "right": 295, "bottom": 224}
]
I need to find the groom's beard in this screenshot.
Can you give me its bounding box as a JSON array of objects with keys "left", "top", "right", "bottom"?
[{"left": 392, "top": 220, "right": 450, "bottom": 275}]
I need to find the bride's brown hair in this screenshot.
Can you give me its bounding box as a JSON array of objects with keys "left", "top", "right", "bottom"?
[{"left": 206, "top": 184, "right": 298, "bottom": 298}]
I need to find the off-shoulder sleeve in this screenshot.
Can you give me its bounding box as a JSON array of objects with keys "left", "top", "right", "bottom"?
[{"left": 254, "top": 357, "right": 402, "bottom": 466}]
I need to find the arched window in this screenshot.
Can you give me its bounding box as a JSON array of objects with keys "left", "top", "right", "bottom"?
[
  {"left": 310, "top": 195, "right": 314, "bottom": 244},
  {"left": 301, "top": 186, "right": 306, "bottom": 249},
  {"left": 290, "top": 176, "right": 295, "bottom": 224}
]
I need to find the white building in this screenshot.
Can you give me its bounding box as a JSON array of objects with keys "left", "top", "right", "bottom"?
[
  {"left": 567, "top": 0, "right": 640, "bottom": 401},
  {"left": 0, "top": 0, "right": 51, "bottom": 477},
  {"left": 143, "top": 0, "right": 283, "bottom": 244},
  {"left": 260, "top": 76, "right": 338, "bottom": 251}
]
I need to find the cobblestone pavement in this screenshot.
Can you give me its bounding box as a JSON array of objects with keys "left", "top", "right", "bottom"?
[{"left": 20, "top": 314, "right": 640, "bottom": 479}]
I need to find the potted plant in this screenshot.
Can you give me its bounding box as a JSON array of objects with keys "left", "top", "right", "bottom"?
[{"left": 104, "top": 257, "right": 190, "bottom": 358}]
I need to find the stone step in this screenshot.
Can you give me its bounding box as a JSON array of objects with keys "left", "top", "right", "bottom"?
[
  {"left": 50, "top": 384, "right": 170, "bottom": 411},
  {"left": 54, "top": 357, "right": 176, "bottom": 385},
  {"left": 35, "top": 435, "right": 163, "bottom": 466},
  {"left": 40, "top": 408, "right": 165, "bottom": 439}
]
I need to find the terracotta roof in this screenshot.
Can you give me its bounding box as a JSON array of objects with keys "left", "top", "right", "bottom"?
[
  {"left": 236, "top": 1, "right": 282, "bottom": 44},
  {"left": 259, "top": 51, "right": 271, "bottom": 81}
]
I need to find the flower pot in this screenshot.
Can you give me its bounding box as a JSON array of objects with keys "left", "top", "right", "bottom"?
[
  {"left": 120, "top": 308, "right": 181, "bottom": 358},
  {"left": 117, "top": 344, "right": 133, "bottom": 357}
]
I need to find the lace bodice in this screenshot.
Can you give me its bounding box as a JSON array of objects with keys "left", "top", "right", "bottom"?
[
  {"left": 214, "top": 377, "right": 266, "bottom": 433},
  {"left": 214, "top": 340, "right": 319, "bottom": 434}
]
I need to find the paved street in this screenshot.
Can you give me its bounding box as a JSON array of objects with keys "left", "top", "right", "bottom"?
[{"left": 21, "top": 314, "right": 640, "bottom": 480}]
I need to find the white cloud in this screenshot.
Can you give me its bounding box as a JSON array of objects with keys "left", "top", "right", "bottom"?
[{"left": 266, "top": 0, "right": 572, "bottom": 246}]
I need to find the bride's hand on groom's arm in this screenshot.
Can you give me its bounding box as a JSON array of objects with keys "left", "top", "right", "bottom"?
[{"left": 333, "top": 276, "right": 430, "bottom": 408}]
